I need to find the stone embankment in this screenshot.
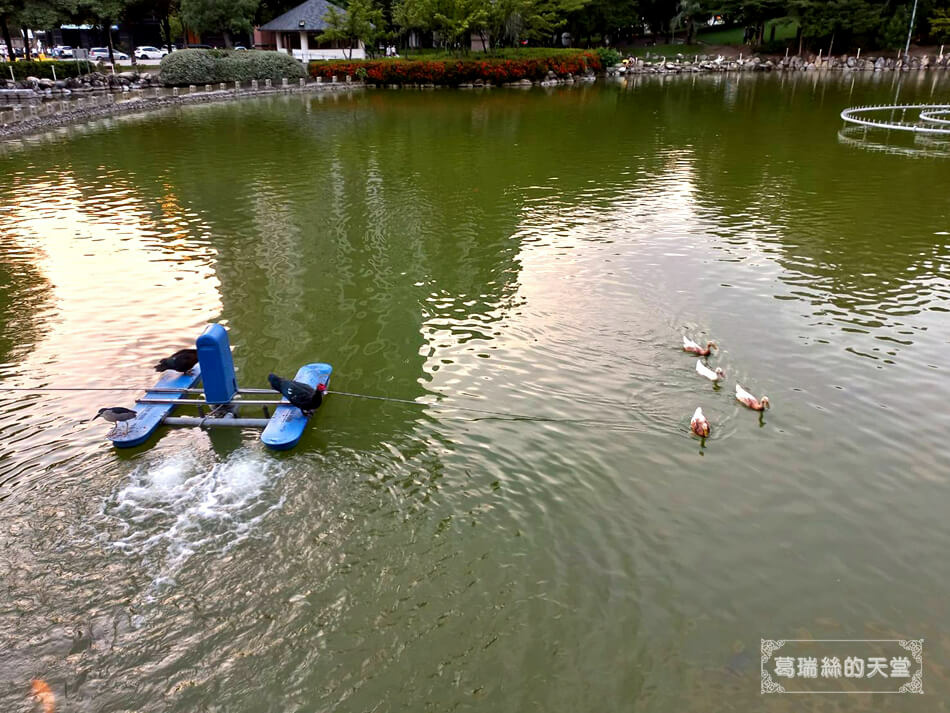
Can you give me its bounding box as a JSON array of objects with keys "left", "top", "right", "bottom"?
[
  {"left": 612, "top": 53, "right": 950, "bottom": 75},
  {"left": 0, "top": 73, "right": 361, "bottom": 141}
]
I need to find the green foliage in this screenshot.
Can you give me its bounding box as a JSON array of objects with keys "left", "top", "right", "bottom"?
[
  {"left": 258, "top": 0, "right": 950, "bottom": 52},
  {"left": 322, "top": 0, "right": 384, "bottom": 59},
  {"left": 181, "top": 0, "right": 260, "bottom": 38},
  {"left": 393, "top": 0, "right": 430, "bottom": 36},
  {"left": 159, "top": 48, "right": 306, "bottom": 85},
  {"left": 0, "top": 59, "right": 84, "bottom": 79},
  {"left": 431, "top": 0, "right": 490, "bottom": 51},
  {"left": 930, "top": 8, "right": 950, "bottom": 43},
  {"left": 489, "top": 0, "right": 586, "bottom": 46},
  {"left": 566, "top": 0, "right": 637, "bottom": 44},
  {"left": 791, "top": 0, "right": 881, "bottom": 45},
  {"left": 879, "top": 4, "right": 910, "bottom": 48},
  {"left": 595, "top": 46, "right": 620, "bottom": 65}
]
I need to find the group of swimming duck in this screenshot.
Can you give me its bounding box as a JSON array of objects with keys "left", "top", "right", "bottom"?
[
  {"left": 94, "top": 349, "right": 325, "bottom": 437},
  {"left": 683, "top": 336, "right": 770, "bottom": 439}
]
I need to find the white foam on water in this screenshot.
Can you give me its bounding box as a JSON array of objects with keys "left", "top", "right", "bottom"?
[{"left": 103, "top": 447, "right": 286, "bottom": 595}]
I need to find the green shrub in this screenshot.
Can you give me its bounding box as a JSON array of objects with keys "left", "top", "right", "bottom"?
[
  {"left": 158, "top": 49, "right": 216, "bottom": 85},
  {"left": 159, "top": 49, "right": 306, "bottom": 86},
  {"left": 595, "top": 47, "right": 621, "bottom": 68},
  {"left": 1, "top": 60, "right": 85, "bottom": 81}
]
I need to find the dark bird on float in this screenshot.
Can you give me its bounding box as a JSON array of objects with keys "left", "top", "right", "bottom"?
[
  {"left": 155, "top": 349, "right": 198, "bottom": 374},
  {"left": 268, "top": 373, "right": 326, "bottom": 416},
  {"left": 93, "top": 407, "right": 138, "bottom": 436}
]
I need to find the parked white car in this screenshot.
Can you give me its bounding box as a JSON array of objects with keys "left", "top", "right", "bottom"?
[
  {"left": 89, "top": 47, "right": 130, "bottom": 61},
  {"left": 135, "top": 46, "right": 167, "bottom": 60}
]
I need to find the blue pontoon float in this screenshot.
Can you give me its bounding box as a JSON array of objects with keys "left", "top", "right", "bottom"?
[{"left": 110, "top": 323, "right": 331, "bottom": 451}]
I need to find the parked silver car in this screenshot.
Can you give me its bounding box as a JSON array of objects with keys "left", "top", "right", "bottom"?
[{"left": 89, "top": 47, "right": 130, "bottom": 61}]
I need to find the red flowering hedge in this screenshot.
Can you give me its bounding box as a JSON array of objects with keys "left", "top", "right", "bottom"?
[{"left": 309, "top": 52, "right": 600, "bottom": 86}]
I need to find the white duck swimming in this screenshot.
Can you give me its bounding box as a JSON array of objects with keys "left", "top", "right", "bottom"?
[
  {"left": 696, "top": 359, "right": 725, "bottom": 382},
  {"left": 690, "top": 407, "right": 710, "bottom": 437},
  {"left": 735, "top": 384, "right": 770, "bottom": 411},
  {"left": 683, "top": 336, "right": 716, "bottom": 356}
]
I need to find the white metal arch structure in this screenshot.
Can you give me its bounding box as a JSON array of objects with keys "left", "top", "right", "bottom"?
[{"left": 839, "top": 104, "right": 950, "bottom": 134}]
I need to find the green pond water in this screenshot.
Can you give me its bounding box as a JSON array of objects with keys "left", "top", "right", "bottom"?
[{"left": 1, "top": 73, "right": 949, "bottom": 712}]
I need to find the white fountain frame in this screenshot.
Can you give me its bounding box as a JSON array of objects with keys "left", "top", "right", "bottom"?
[{"left": 839, "top": 103, "right": 950, "bottom": 134}]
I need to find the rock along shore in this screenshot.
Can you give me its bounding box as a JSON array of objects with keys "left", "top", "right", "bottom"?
[
  {"left": 611, "top": 52, "right": 950, "bottom": 75},
  {"left": 0, "top": 72, "right": 362, "bottom": 142}
]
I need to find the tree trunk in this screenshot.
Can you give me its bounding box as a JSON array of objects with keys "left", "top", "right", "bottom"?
[
  {"left": 1, "top": 14, "right": 14, "bottom": 62},
  {"left": 222, "top": 30, "right": 233, "bottom": 48},
  {"left": 129, "top": 27, "right": 136, "bottom": 65},
  {"left": 162, "top": 15, "right": 173, "bottom": 51},
  {"left": 22, "top": 27, "right": 31, "bottom": 60},
  {"left": 106, "top": 22, "right": 115, "bottom": 65}
]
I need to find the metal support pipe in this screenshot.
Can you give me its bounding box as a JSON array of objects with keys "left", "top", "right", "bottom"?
[
  {"left": 904, "top": 0, "right": 920, "bottom": 60},
  {"left": 163, "top": 417, "right": 271, "bottom": 428},
  {"left": 137, "top": 398, "right": 287, "bottom": 406}
]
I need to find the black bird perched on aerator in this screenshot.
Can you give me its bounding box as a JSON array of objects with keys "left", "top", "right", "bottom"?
[
  {"left": 155, "top": 348, "right": 198, "bottom": 374},
  {"left": 268, "top": 373, "right": 326, "bottom": 416},
  {"left": 93, "top": 407, "right": 138, "bottom": 436}
]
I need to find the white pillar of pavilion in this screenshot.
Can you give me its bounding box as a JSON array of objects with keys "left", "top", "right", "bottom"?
[
  {"left": 275, "top": 32, "right": 283, "bottom": 52},
  {"left": 299, "top": 31, "right": 309, "bottom": 60}
]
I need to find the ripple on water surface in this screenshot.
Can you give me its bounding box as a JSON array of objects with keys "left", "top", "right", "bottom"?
[{"left": 0, "top": 77, "right": 949, "bottom": 712}]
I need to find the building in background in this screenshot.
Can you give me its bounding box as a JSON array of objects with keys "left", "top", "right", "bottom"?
[{"left": 255, "top": 0, "right": 366, "bottom": 61}]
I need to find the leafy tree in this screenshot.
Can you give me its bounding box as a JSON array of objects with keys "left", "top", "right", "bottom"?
[
  {"left": 716, "top": 0, "right": 785, "bottom": 45},
  {"left": 0, "top": 0, "right": 20, "bottom": 60},
  {"left": 323, "top": 0, "right": 384, "bottom": 59},
  {"left": 641, "top": 0, "right": 678, "bottom": 43},
  {"left": 487, "top": 0, "right": 586, "bottom": 47},
  {"left": 181, "top": 0, "right": 259, "bottom": 47},
  {"left": 148, "top": 0, "right": 181, "bottom": 51},
  {"left": 879, "top": 4, "right": 912, "bottom": 48},
  {"left": 676, "top": 0, "right": 702, "bottom": 43},
  {"left": 428, "top": 0, "right": 487, "bottom": 53},
  {"left": 564, "top": 0, "right": 634, "bottom": 45},
  {"left": 393, "top": 0, "right": 431, "bottom": 48},
  {"left": 930, "top": 7, "right": 950, "bottom": 42},
  {"left": 79, "top": 0, "right": 129, "bottom": 62},
  {"left": 792, "top": 0, "right": 882, "bottom": 54}
]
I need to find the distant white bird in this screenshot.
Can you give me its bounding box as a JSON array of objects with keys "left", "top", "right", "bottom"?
[
  {"left": 696, "top": 359, "right": 725, "bottom": 382},
  {"left": 683, "top": 336, "right": 716, "bottom": 356},
  {"left": 736, "top": 384, "right": 770, "bottom": 411},
  {"left": 690, "top": 407, "right": 710, "bottom": 437}
]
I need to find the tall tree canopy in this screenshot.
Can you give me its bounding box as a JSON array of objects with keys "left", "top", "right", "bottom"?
[{"left": 181, "top": 0, "right": 259, "bottom": 46}]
